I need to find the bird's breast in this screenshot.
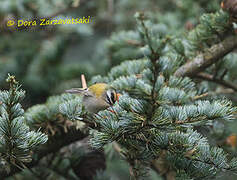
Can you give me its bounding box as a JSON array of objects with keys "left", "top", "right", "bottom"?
[{"left": 83, "top": 96, "right": 110, "bottom": 113}]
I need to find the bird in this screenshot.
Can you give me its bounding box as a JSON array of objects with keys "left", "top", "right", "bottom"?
[{"left": 66, "top": 83, "right": 119, "bottom": 113}]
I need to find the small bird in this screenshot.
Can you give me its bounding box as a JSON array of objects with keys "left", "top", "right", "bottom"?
[{"left": 66, "top": 83, "right": 119, "bottom": 113}]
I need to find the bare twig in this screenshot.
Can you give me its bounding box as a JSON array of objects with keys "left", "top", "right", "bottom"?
[
  {"left": 196, "top": 72, "right": 237, "bottom": 91},
  {"left": 193, "top": 93, "right": 209, "bottom": 100},
  {"left": 174, "top": 35, "right": 237, "bottom": 77},
  {"left": 112, "top": 142, "right": 122, "bottom": 153},
  {"left": 220, "top": 68, "right": 228, "bottom": 80}
]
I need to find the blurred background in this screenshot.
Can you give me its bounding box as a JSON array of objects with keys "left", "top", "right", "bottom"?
[
  {"left": 0, "top": 0, "right": 223, "bottom": 107},
  {"left": 1, "top": 0, "right": 236, "bottom": 179}
]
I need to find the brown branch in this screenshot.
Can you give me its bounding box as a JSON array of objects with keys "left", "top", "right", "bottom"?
[
  {"left": 174, "top": 35, "right": 237, "bottom": 77},
  {"left": 193, "top": 93, "right": 209, "bottom": 100},
  {"left": 196, "top": 72, "right": 237, "bottom": 91},
  {"left": 112, "top": 142, "right": 122, "bottom": 154}
]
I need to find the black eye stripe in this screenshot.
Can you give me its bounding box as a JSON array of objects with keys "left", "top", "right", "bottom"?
[
  {"left": 111, "top": 92, "right": 116, "bottom": 104},
  {"left": 106, "top": 90, "right": 117, "bottom": 105},
  {"left": 106, "top": 92, "right": 112, "bottom": 105}
]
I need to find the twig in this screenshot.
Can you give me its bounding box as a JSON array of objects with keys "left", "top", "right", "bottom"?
[
  {"left": 191, "top": 157, "right": 232, "bottom": 171},
  {"left": 138, "top": 14, "right": 160, "bottom": 124},
  {"left": 112, "top": 142, "right": 122, "bottom": 154},
  {"left": 220, "top": 68, "right": 228, "bottom": 80},
  {"left": 193, "top": 93, "right": 209, "bottom": 100},
  {"left": 195, "top": 72, "right": 237, "bottom": 91},
  {"left": 174, "top": 35, "right": 237, "bottom": 77}
]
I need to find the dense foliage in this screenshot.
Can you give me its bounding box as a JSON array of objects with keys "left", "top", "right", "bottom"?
[{"left": 0, "top": 0, "right": 237, "bottom": 179}]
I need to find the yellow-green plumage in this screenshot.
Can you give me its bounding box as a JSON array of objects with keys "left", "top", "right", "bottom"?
[{"left": 88, "top": 83, "right": 108, "bottom": 98}]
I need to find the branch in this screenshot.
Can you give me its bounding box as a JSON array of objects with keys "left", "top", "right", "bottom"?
[
  {"left": 174, "top": 35, "right": 237, "bottom": 77},
  {"left": 0, "top": 128, "right": 88, "bottom": 178},
  {"left": 195, "top": 72, "right": 237, "bottom": 91}
]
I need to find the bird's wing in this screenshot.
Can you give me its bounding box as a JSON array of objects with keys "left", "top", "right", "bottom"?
[{"left": 65, "top": 88, "right": 93, "bottom": 97}]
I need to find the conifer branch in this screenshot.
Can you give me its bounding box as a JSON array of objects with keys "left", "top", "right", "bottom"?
[
  {"left": 135, "top": 12, "right": 161, "bottom": 122},
  {"left": 174, "top": 35, "right": 237, "bottom": 77},
  {"left": 0, "top": 128, "right": 88, "bottom": 178},
  {"left": 0, "top": 74, "right": 48, "bottom": 177}
]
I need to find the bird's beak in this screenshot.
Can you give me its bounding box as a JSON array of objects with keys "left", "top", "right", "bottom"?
[
  {"left": 116, "top": 93, "right": 121, "bottom": 102},
  {"left": 65, "top": 88, "right": 82, "bottom": 94}
]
